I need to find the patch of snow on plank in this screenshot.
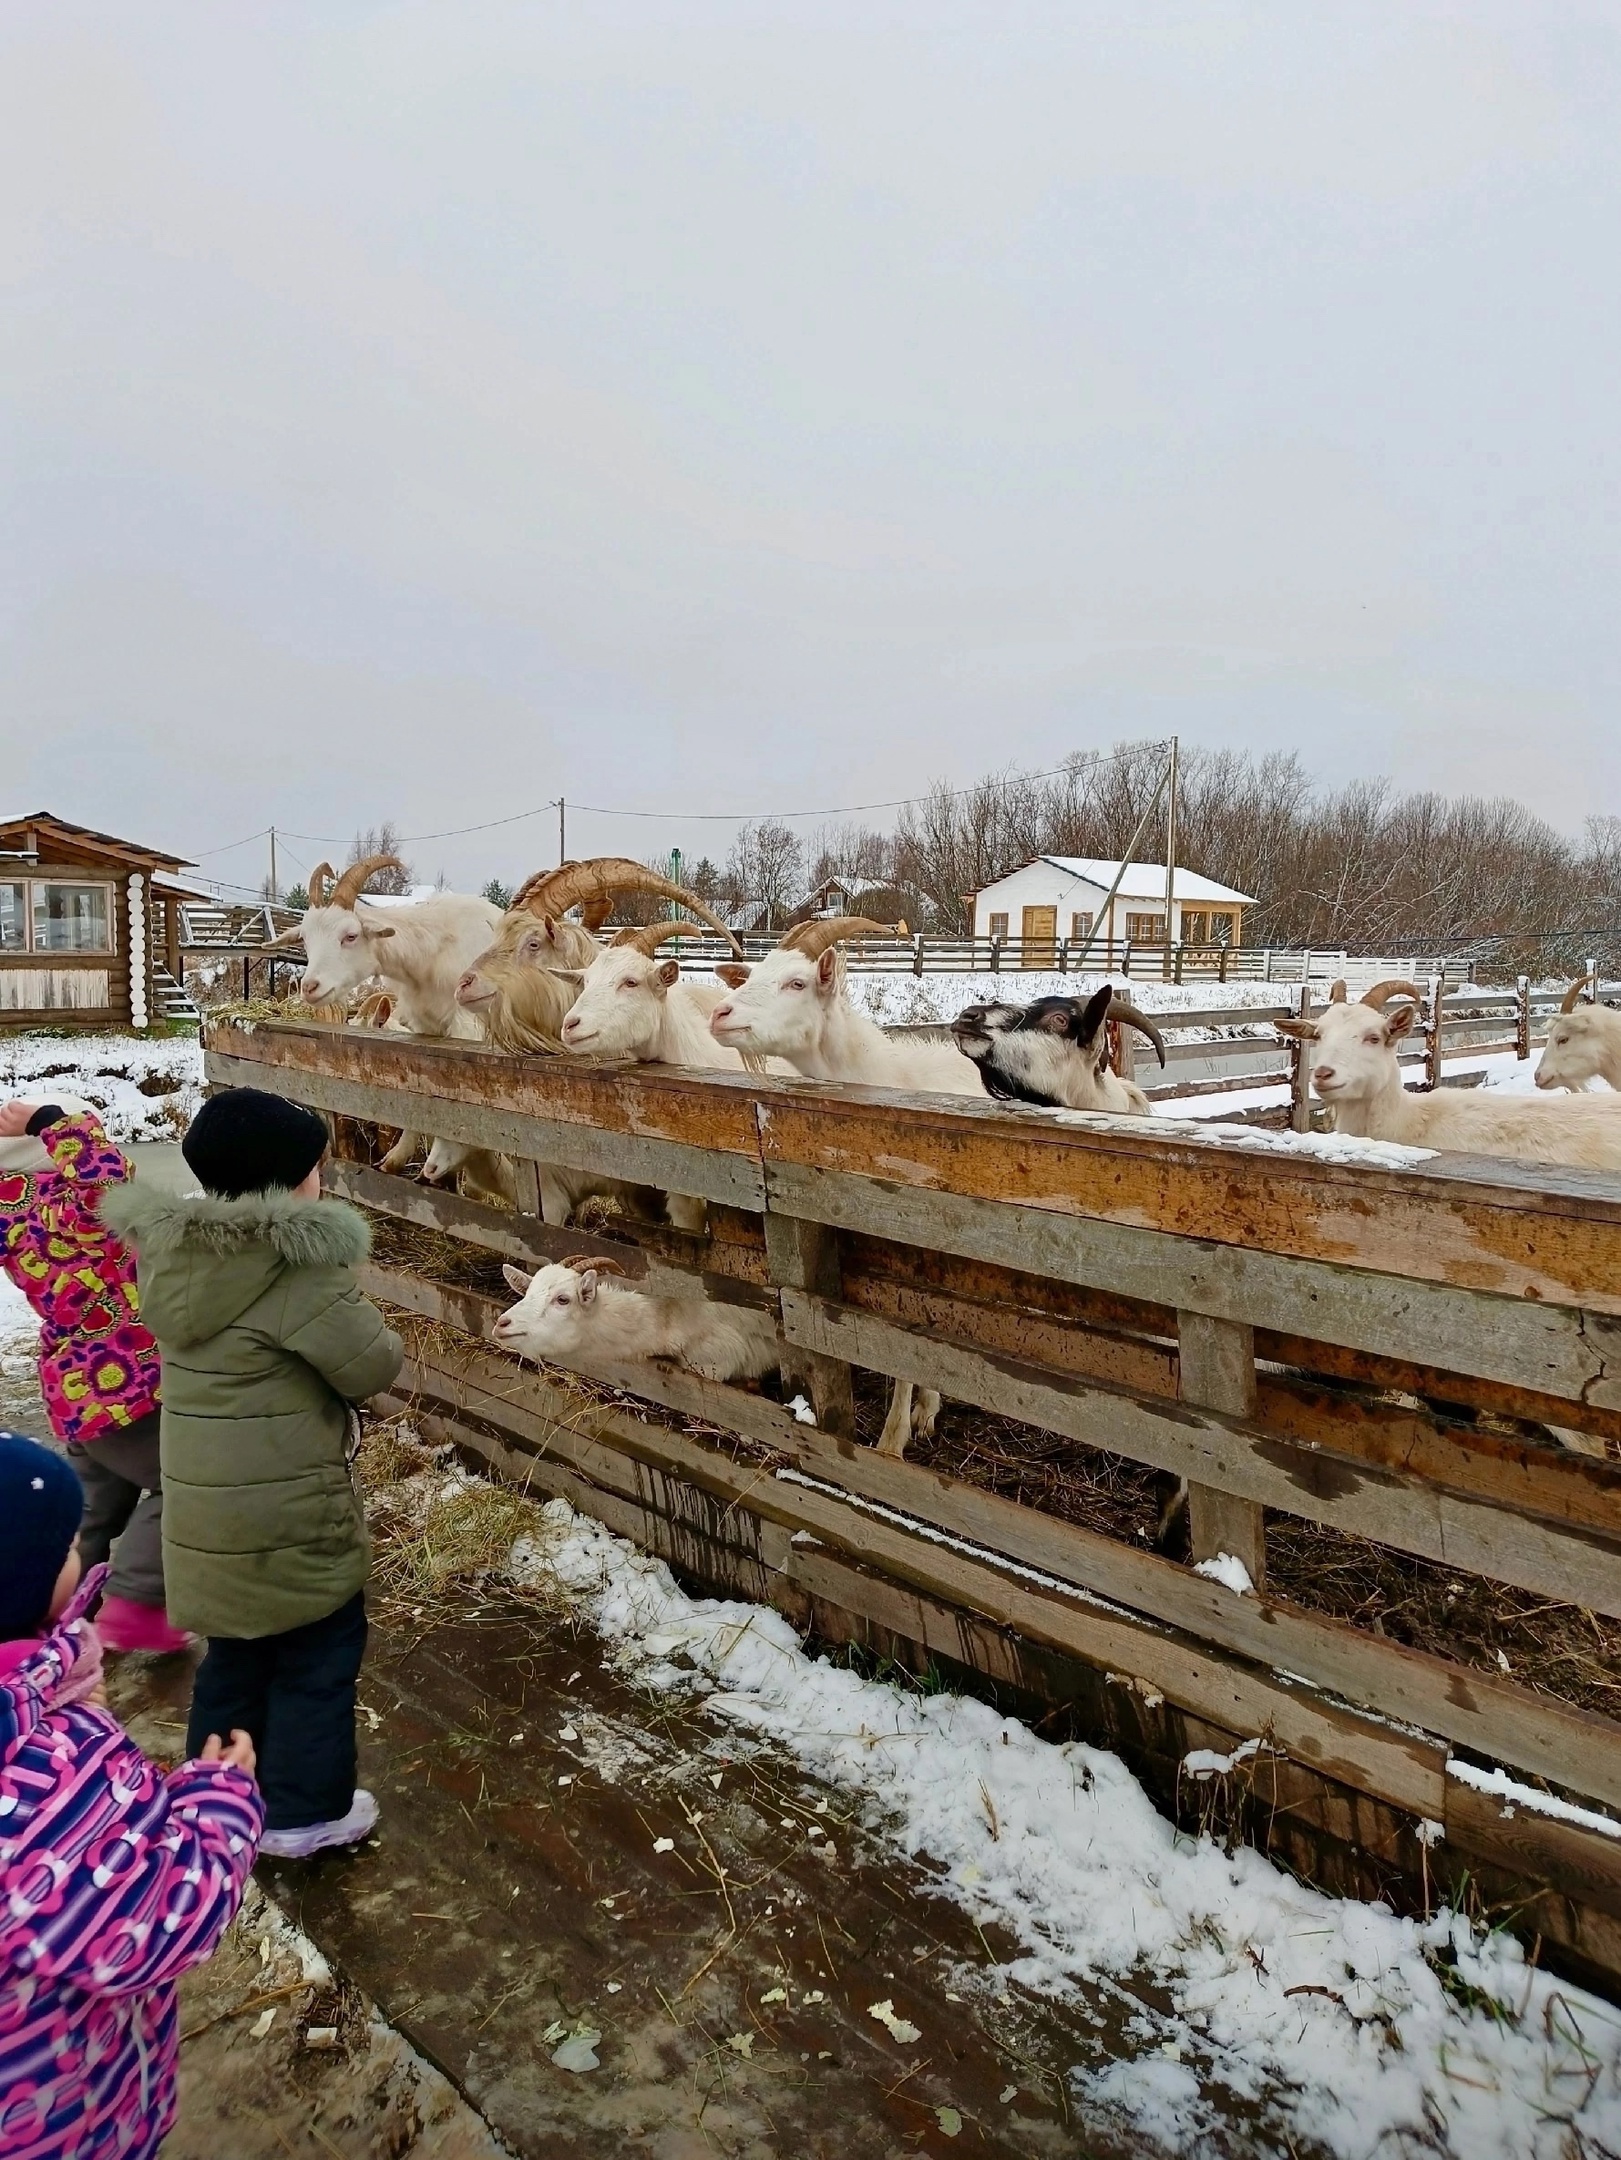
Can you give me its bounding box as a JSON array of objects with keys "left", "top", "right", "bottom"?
[
  {"left": 1192, "top": 1553, "right": 1255, "bottom": 1598},
  {"left": 496, "top": 1492, "right": 1621, "bottom": 2160},
  {"left": 1447, "top": 1759, "right": 1621, "bottom": 1840}
]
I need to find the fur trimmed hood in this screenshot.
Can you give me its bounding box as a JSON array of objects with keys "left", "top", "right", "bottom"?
[{"left": 104, "top": 1184, "right": 372, "bottom": 1347}]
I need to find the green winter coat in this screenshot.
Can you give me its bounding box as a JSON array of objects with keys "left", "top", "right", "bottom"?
[{"left": 102, "top": 1184, "right": 403, "bottom": 1639}]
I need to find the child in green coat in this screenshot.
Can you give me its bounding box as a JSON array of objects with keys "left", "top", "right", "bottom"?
[{"left": 105, "top": 1088, "right": 403, "bottom": 1858}]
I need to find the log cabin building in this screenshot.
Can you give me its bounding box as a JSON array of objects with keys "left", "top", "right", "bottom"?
[{"left": 0, "top": 812, "right": 198, "bottom": 1032}]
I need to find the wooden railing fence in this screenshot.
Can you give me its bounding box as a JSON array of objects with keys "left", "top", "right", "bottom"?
[{"left": 203, "top": 1016, "right": 1621, "bottom": 1988}]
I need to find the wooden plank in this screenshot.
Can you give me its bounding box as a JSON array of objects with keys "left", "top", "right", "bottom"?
[
  {"left": 397, "top": 1343, "right": 1444, "bottom": 1817},
  {"left": 762, "top": 1215, "right": 856, "bottom": 1437},
  {"left": 206, "top": 1046, "right": 764, "bottom": 1209},
  {"left": 779, "top": 1290, "right": 1621, "bottom": 1617},
  {"left": 836, "top": 1255, "right": 1621, "bottom": 1523},
  {"left": 1180, "top": 1313, "right": 1265, "bottom": 1587},
  {"left": 767, "top": 1159, "right": 1621, "bottom": 1412},
  {"left": 376, "top": 1276, "right": 1621, "bottom": 1811},
  {"left": 1446, "top": 1778, "right": 1621, "bottom": 1923}
]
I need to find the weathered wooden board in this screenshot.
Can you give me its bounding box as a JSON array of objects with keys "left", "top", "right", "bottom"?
[
  {"left": 207, "top": 1045, "right": 765, "bottom": 1208},
  {"left": 375, "top": 1279, "right": 1621, "bottom": 1811},
  {"left": 779, "top": 1292, "right": 1621, "bottom": 1617},
  {"left": 767, "top": 1160, "right": 1621, "bottom": 1411}
]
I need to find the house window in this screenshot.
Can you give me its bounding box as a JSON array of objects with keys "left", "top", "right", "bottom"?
[
  {"left": 1210, "top": 911, "right": 1236, "bottom": 946},
  {"left": 1070, "top": 911, "right": 1093, "bottom": 944},
  {"left": 1125, "top": 912, "right": 1166, "bottom": 943},
  {"left": 0, "top": 879, "right": 117, "bottom": 956},
  {"left": 987, "top": 912, "right": 1009, "bottom": 940},
  {"left": 1182, "top": 910, "right": 1208, "bottom": 946},
  {"left": 31, "top": 884, "right": 113, "bottom": 954}
]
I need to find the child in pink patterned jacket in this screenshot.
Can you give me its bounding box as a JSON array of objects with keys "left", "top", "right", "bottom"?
[
  {"left": 0, "top": 1097, "right": 185, "bottom": 1653},
  {"left": 0, "top": 1431, "right": 263, "bottom": 2160}
]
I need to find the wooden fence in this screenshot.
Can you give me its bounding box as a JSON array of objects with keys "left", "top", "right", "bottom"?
[{"left": 203, "top": 1016, "right": 1621, "bottom": 1992}]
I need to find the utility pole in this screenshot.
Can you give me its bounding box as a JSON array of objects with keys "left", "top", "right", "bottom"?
[
  {"left": 269, "top": 827, "right": 278, "bottom": 904},
  {"left": 1163, "top": 736, "right": 1179, "bottom": 982},
  {"left": 670, "top": 846, "right": 682, "bottom": 919},
  {"left": 558, "top": 798, "right": 566, "bottom": 868}
]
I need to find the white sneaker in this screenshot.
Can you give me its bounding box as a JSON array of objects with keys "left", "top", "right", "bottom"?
[{"left": 259, "top": 1789, "right": 379, "bottom": 1860}]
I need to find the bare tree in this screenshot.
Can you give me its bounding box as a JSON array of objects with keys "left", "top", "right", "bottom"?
[
  {"left": 725, "top": 820, "right": 806, "bottom": 932},
  {"left": 347, "top": 822, "right": 414, "bottom": 894}
]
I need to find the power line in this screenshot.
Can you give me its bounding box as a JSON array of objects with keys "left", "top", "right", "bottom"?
[
  {"left": 192, "top": 825, "right": 272, "bottom": 857},
  {"left": 273, "top": 742, "right": 1168, "bottom": 849}
]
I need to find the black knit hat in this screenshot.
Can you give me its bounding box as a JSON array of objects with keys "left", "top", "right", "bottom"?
[
  {"left": 182, "top": 1087, "right": 329, "bottom": 1198},
  {"left": 0, "top": 1432, "right": 84, "bottom": 1638}
]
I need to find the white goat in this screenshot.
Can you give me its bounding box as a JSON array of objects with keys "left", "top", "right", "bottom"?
[
  {"left": 419, "top": 1137, "right": 517, "bottom": 1208},
  {"left": 1277, "top": 980, "right": 1621, "bottom": 1168},
  {"left": 950, "top": 988, "right": 1167, "bottom": 1114},
  {"left": 267, "top": 855, "right": 503, "bottom": 1034},
  {"left": 709, "top": 917, "right": 984, "bottom": 1095},
  {"left": 560, "top": 923, "right": 756, "bottom": 1069},
  {"left": 710, "top": 917, "right": 982, "bottom": 1457},
  {"left": 1536, "top": 976, "right": 1621, "bottom": 1094},
  {"left": 495, "top": 1255, "right": 780, "bottom": 1384}
]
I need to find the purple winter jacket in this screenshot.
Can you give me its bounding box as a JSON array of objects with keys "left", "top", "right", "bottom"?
[{"left": 0, "top": 1568, "right": 263, "bottom": 2160}]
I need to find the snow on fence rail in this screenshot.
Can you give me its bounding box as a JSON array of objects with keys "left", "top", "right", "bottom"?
[{"left": 203, "top": 1014, "right": 1621, "bottom": 1991}]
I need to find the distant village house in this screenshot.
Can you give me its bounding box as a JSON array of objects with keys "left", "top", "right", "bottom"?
[{"left": 965, "top": 857, "right": 1254, "bottom": 962}]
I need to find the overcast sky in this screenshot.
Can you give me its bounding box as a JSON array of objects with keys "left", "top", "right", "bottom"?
[{"left": 2, "top": 3, "right": 1618, "bottom": 896}]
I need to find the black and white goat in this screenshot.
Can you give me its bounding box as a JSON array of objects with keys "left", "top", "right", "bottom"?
[{"left": 951, "top": 986, "right": 1167, "bottom": 1114}]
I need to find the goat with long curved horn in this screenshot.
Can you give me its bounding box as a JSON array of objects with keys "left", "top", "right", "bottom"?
[
  {"left": 1360, "top": 979, "right": 1424, "bottom": 1011},
  {"left": 1562, "top": 973, "right": 1595, "bottom": 1014},
  {"left": 329, "top": 854, "right": 407, "bottom": 911},
  {"left": 516, "top": 857, "right": 744, "bottom": 957},
  {"left": 608, "top": 922, "right": 706, "bottom": 958},
  {"left": 1108, "top": 996, "right": 1167, "bottom": 1068},
  {"left": 776, "top": 916, "right": 905, "bottom": 961}
]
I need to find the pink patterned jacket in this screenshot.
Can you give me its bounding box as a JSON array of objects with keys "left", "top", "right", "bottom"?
[
  {"left": 0, "top": 1568, "right": 263, "bottom": 2160},
  {"left": 0, "top": 1114, "right": 161, "bottom": 1443}
]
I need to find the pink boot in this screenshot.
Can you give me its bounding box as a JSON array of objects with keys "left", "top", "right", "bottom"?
[{"left": 97, "top": 1595, "right": 192, "bottom": 1656}]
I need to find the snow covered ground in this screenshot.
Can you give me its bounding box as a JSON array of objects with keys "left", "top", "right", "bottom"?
[
  {"left": 376, "top": 1472, "right": 1620, "bottom": 2160},
  {"left": 844, "top": 970, "right": 1291, "bottom": 1030},
  {"left": 0, "top": 1032, "right": 204, "bottom": 1143}
]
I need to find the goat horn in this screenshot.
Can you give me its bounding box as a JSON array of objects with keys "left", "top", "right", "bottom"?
[
  {"left": 1562, "top": 973, "right": 1593, "bottom": 1014},
  {"left": 1328, "top": 979, "right": 1348, "bottom": 1004},
  {"left": 330, "top": 854, "right": 406, "bottom": 910},
  {"left": 307, "top": 863, "right": 335, "bottom": 909},
  {"left": 1360, "top": 979, "right": 1424, "bottom": 1011},
  {"left": 777, "top": 916, "right": 902, "bottom": 960},
  {"left": 518, "top": 857, "right": 744, "bottom": 957},
  {"left": 609, "top": 921, "right": 706, "bottom": 958},
  {"left": 1108, "top": 997, "right": 1167, "bottom": 1068},
  {"left": 560, "top": 1252, "right": 627, "bottom": 1277}
]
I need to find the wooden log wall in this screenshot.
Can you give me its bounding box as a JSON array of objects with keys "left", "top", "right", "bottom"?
[{"left": 204, "top": 1016, "right": 1621, "bottom": 1994}]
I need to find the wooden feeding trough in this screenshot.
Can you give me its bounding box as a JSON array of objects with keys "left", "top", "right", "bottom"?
[{"left": 204, "top": 1013, "right": 1621, "bottom": 1998}]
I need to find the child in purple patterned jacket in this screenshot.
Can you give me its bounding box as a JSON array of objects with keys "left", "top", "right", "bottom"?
[
  {"left": 0, "top": 1432, "right": 263, "bottom": 2160},
  {"left": 0, "top": 1097, "right": 186, "bottom": 1654}
]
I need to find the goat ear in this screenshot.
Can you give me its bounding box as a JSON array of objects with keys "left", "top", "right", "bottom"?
[
  {"left": 1078, "top": 985, "right": 1112, "bottom": 1042},
  {"left": 1274, "top": 1018, "right": 1318, "bottom": 1040},
  {"left": 1036, "top": 1006, "right": 1072, "bottom": 1034},
  {"left": 366, "top": 922, "right": 397, "bottom": 940},
  {"left": 501, "top": 1263, "right": 533, "bottom": 1296},
  {"left": 715, "top": 963, "right": 750, "bottom": 988},
  {"left": 816, "top": 948, "right": 839, "bottom": 985},
  {"left": 1385, "top": 1002, "right": 1419, "bottom": 1041},
  {"left": 656, "top": 959, "right": 680, "bottom": 989},
  {"left": 577, "top": 1269, "right": 599, "bottom": 1304}
]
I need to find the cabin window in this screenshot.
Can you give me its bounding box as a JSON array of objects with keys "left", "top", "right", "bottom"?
[
  {"left": 1209, "top": 910, "right": 1236, "bottom": 946},
  {"left": 987, "top": 912, "right": 1009, "bottom": 939},
  {"left": 31, "top": 884, "right": 114, "bottom": 954},
  {"left": 0, "top": 880, "right": 117, "bottom": 956},
  {"left": 1125, "top": 912, "right": 1167, "bottom": 943},
  {"left": 1070, "top": 911, "right": 1093, "bottom": 943}
]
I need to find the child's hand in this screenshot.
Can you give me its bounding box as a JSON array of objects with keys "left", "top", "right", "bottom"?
[
  {"left": 0, "top": 1102, "right": 42, "bottom": 1137},
  {"left": 200, "top": 1729, "right": 257, "bottom": 1777}
]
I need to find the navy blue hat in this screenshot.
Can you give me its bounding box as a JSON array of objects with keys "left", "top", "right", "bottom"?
[{"left": 0, "top": 1433, "right": 84, "bottom": 1638}]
